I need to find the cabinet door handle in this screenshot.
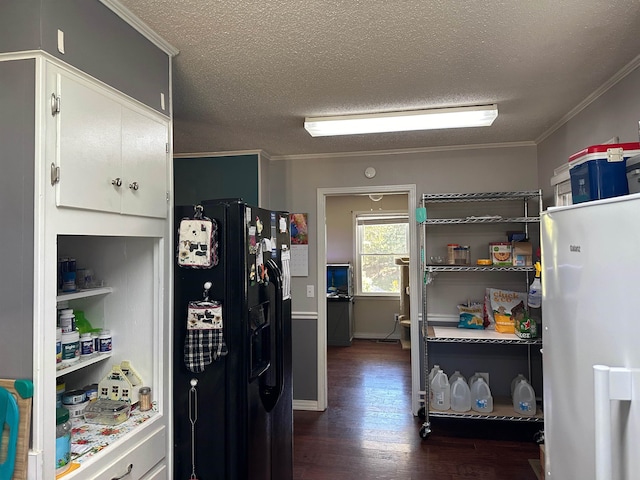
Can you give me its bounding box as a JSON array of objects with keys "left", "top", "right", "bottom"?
[
  {"left": 50, "top": 93, "right": 60, "bottom": 116},
  {"left": 129, "top": 181, "right": 139, "bottom": 191},
  {"left": 111, "top": 463, "right": 133, "bottom": 480},
  {"left": 111, "top": 177, "right": 122, "bottom": 187}
]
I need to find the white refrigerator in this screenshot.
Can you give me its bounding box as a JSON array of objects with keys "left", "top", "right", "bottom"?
[{"left": 541, "top": 193, "right": 640, "bottom": 480}]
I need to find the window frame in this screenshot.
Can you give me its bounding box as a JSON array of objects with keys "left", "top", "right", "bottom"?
[{"left": 352, "top": 210, "right": 409, "bottom": 297}]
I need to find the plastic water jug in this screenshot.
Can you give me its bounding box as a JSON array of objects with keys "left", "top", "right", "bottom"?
[
  {"left": 428, "top": 365, "right": 442, "bottom": 405},
  {"left": 449, "top": 371, "right": 466, "bottom": 385},
  {"left": 428, "top": 365, "right": 441, "bottom": 384},
  {"left": 470, "top": 377, "right": 493, "bottom": 413},
  {"left": 510, "top": 374, "right": 527, "bottom": 397},
  {"left": 430, "top": 370, "right": 450, "bottom": 411},
  {"left": 512, "top": 379, "right": 536, "bottom": 416},
  {"left": 468, "top": 372, "right": 484, "bottom": 388},
  {"left": 450, "top": 377, "right": 471, "bottom": 412}
]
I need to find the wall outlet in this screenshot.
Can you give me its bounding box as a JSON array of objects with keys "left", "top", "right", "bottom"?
[
  {"left": 306, "top": 285, "right": 314, "bottom": 297},
  {"left": 478, "top": 372, "right": 490, "bottom": 385}
]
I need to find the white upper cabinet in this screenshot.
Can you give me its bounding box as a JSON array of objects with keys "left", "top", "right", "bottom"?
[
  {"left": 121, "top": 107, "right": 169, "bottom": 218},
  {"left": 49, "top": 64, "right": 169, "bottom": 218}
]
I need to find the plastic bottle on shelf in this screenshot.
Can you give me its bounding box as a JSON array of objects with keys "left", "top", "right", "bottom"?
[
  {"left": 468, "top": 372, "right": 484, "bottom": 388},
  {"left": 55, "top": 408, "right": 72, "bottom": 475},
  {"left": 449, "top": 371, "right": 466, "bottom": 385},
  {"left": 513, "top": 379, "right": 537, "bottom": 416},
  {"left": 471, "top": 377, "right": 493, "bottom": 413},
  {"left": 59, "top": 309, "right": 75, "bottom": 334},
  {"left": 430, "top": 370, "right": 450, "bottom": 411},
  {"left": 527, "top": 262, "right": 542, "bottom": 309},
  {"left": 450, "top": 377, "right": 471, "bottom": 412},
  {"left": 428, "top": 365, "right": 442, "bottom": 383},
  {"left": 428, "top": 365, "right": 442, "bottom": 405},
  {"left": 511, "top": 374, "right": 528, "bottom": 398}
]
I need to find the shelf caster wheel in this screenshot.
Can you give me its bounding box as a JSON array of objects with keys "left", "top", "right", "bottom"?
[
  {"left": 419, "top": 424, "right": 431, "bottom": 439},
  {"left": 417, "top": 406, "right": 425, "bottom": 420}
]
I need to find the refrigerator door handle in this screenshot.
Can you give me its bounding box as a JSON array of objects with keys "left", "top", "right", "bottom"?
[
  {"left": 259, "top": 258, "right": 285, "bottom": 412},
  {"left": 593, "top": 365, "right": 635, "bottom": 480}
]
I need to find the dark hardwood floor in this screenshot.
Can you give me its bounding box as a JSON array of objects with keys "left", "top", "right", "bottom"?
[{"left": 293, "top": 339, "right": 541, "bottom": 480}]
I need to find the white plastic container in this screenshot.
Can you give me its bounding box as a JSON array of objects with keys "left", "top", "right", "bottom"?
[
  {"left": 428, "top": 365, "right": 441, "bottom": 383},
  {"left": 430, "top": 370, "right": 450, "bottom": 411},
  {"left": 59, "top": 309, "right": 75, "bottom": 333},
  {"left": 99, "top": 329, "right": 112, "bottom": 353},
  {"left": 80, "top": 333, "right": 94, "bottom": 357},
  {"left": 512, "top": 379, "right": 537, "bottom": 416},
  {"left": 449, "top": 371, "right": 466, "bottom": 385},
  {"left": 470, "top": 377, "right": 493, "bottom": 413},
  {"left": 428, "top": 365, "right": 442, "bottom": 405},
  {"left": 450, "top": 377, "right": 471, "bottom": 412},
  {"left": 510, "top": 374, "right": 528, "bottom": 397},
  {"left": 468, "top": 372, "right": 484, "bottom": 388},
  {"left": 61, "top": 331, "right": 79, "bottom": 365}
]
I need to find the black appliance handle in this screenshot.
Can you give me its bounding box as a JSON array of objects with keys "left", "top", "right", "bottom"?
[{"left": 259, "top": 258, "right": 284, "bottom": 412}]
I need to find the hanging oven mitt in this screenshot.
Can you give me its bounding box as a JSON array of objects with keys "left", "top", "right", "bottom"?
[
  {"left": 177, "top": 205, "right": 219, "bottom": 269},
  {"left": 184, "top": 282, "right": 227, "bottom": 373}
]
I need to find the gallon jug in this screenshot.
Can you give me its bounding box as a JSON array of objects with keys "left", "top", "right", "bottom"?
[
  {"left": 510, "top": 374, "right": 528, "bottom": 398},
  {"left": 430, "top": 370, "right": 450, "bottom": 411},
  {"left": 450, "top": 377, "right": 471, "bottom": 412},
  {"left": 468, "top": 372, "right": 484, "bottom": 388},
  {"left": 450, "top": 371, "right": 466, "bottom": 385},
  {"left": 428, "top": 365, "right": 442, "bottom": 404},
  {"left": 428, "top": 365, "right": 442, "bottom": 384},
  {"left": 512, "top": 379, "right": 536, "bottom": 416},
  {"left": 470, "top": 377, "right": 493, "bottom": 413}
]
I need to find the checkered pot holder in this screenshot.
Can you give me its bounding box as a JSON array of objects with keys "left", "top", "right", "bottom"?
[{"left": 184, "top": 300, "right": 227, "bottom": 373}]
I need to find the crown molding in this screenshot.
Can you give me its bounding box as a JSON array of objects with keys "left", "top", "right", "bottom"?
[
  {"left": 100, "top": 0, "right": 179, "bottom": 56},
  {"left": 535, "top": 53, "right": 640, "bottom": 145},
  {"left": 269, "top": 141, "right": 535, "bottom": 161},
  {"left": 174, "top": 149, "right": 267, "bottom": 158}
]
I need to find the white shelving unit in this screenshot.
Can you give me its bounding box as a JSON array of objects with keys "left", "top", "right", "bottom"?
[{"left": 418, "top": 190, "right": 543, "bottom": 439}]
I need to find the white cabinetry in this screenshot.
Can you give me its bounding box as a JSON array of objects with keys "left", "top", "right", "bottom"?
[
  {"left": 417, "top": 191, "right": 543, "bottom": 439},
  {"left": 48, "top": 64, "right": 169, "bottom": 218},
  {"left": 31, "top": 57, "right": 172, "bottom": 480}
]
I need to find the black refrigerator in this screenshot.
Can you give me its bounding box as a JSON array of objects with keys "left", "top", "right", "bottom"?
[{"left": 173, "top": 199, "right": 293, "bottom": 480}]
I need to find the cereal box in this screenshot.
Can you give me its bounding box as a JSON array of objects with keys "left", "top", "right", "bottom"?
[{"left": 489, "top": 242, "right": 512, "bottom": 266}]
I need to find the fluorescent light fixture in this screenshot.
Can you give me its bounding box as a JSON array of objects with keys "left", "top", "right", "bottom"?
[{"left": 304, "top": 104, "right": 498, "bottom": 137}]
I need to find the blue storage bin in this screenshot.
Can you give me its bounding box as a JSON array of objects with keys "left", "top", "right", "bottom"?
[{"left": 568, "top": 143, "right": 640, "bottom": 204}]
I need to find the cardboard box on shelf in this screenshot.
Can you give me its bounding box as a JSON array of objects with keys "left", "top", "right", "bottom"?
[{"left": 512, "top": 241, "right": 532, "bottom": 266}]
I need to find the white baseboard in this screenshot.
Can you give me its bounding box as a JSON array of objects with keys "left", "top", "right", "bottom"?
[{"left": 293, "top": 399, "right": 321, "bottom": 411}]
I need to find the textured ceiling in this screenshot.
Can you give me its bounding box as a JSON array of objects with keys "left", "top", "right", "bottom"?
[{"left": 117, "top": 0, "right": 640, "bottom": 157}]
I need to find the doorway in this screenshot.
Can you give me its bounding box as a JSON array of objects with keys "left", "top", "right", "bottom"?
[{"left": 316, "top": 184, "right": 420, "bottom": 414}]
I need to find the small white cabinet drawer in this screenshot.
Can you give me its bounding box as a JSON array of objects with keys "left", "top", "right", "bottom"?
[{"left": 90, "top": 425, "right": 166, "bottom": 480}]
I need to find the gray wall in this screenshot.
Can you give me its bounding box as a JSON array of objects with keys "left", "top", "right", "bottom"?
[
  {"left": 326, "top": 194, "right": 408, "bottom": 338},
  {"left": 0, "top": 59, "right": 35, "bottom": 378},
  {"left": 537, "top": 64, "right": 640, "bottom": 206},
  {"left": 291, "top": 319, "right": 317, "bottom": 400},
  {"left": 270, "top": 145, "right": 538, "bottom": 400},
  {"left": 1, "top": 0, "right": 170, "bottom": 115},
  {"left": 0, "top": 1, "right": 41, "bottom": 52}
]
